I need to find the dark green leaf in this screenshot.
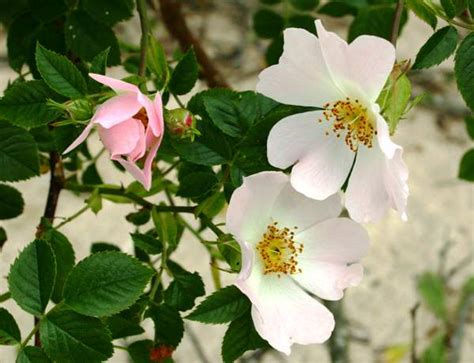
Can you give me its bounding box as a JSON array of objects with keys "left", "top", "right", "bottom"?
[
  {"left": 458, "top": 148, "right": 474, "bottom": 182},
  {"left": 455, "top": 32, "right": 474, "bottom": 111},
  {"left": 8, "top": 239, "right": 56, "bottom": 315},
  {"left": 16, "top": 346, "right": 52, "bottom": 363},
  {"left": 148, "top": 304, "right": 184, "bottom": 347},
  {"left": 65, "top": 11, "right": 121, "bottom": 66},
  {"left": 465, "top": 115, "right": 474, "bottom": 140},
  {"left": 177, "top": 171, "right": 218, "bottom": 200},
  {"left": 413, "top": 26, "right": 458, "bottom": 69},
  {"left": 131, "top": 233, "right": 163, "bottom": 255},
  {"left": 218, "top": 236, "right": 242, "bottom": 272},
  {"left": 40, "top": 309, "right": 113, "bottom": 363},
  {"left": 164, "top": 270, "right": 205, "bottom": 311},
  {"left": 265, "top": 35, "right": 284, "bottom": 65},
  {"left": 440, "top": 0, "right": 456, "bottom": 18},
  {"left": 318, "top": 2, "right": 359, "bottom": 17},
  {"left": 43, "top": 229, "right": 75, "bottom": 303},
  {"left": 287, "top": 14, "right": 316, "bottom": 33},
  {"left": 406, "top": 0, "right": 437, "bottom": 29},
  {"left": 0, "top": 227, "right": 6, "bottom": 248},
  {"left": 186, "top": 285, "right": 249, "bottom": 324},
  {"left": 105, "top": 314, "right": 144, "bottom": 340},
  {"left": 28, "top": 0, "right": 67, "bottom": 23},
  {"left": 0, "top": 184, "right": 24, "bottom": 220},
  {"left": 147, "top": 37, "right": 170, "bottom": 90},
  {"left": 35, "top": 43, "right": 87, "bottom": 99},
  {"left": 126, "top": 209, "right": 151, "bottom": 226},
  {"left": 259, "top": 0, "right": 281, "bottom": 4},
  {"left": 89, "top": 48, "right": 110, "bottom": 75},
  {"left": 83, "top": 0, "right": 134, "bottom": 26},
  {"left": 128, "top": 340, "right": 153, "bottom": 363},
  {"left": 420, "top": 333, "right": 446, "bottom": 363},
  {"left": 90, "top": 242, "right": 121, "bottom": 253},
  {"left": 221, "top": 310, "right": 268, "bottom": 363},
  {"left": 417, "top": 272, "right": 447, "bottom": 319},
  {"left": 0, "top": 81, "right": 61, "bottom": 128},
  {"left": 0, "top": 0, "right": 28, "bottom": 26},
  {"left": 289, "top": 0, "right": 319, "bottom": 10},
  {"left": 63, "top": 251, "right": 154, "bottom": 317},
  {"left": 152, "top": 208, "right": 178, "bottom": 251},
  {"left": 168, "top": 48, "right": 199, "bottom": 95},
  {"left": 82, "top": 164, "right": 103, "bottom": 185},
  {"left": 253, "top": 9, "right": 284, "bottom": 39},
  {"left": 0, "top": 307, "right": 21, "bottom": 345},
  {"left": 7, "top": 13, "right": 38, "bottom": 72}
]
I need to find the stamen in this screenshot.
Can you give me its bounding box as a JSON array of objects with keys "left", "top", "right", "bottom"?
[
  {"left": 133, "top": 108, "right": 149, "bottom": 127},
  {"left": 257, "top": 222, "right": 303, "bottom": 277},
  {"left": 318, "top": 98, "right": 375, "bottom": 152}
]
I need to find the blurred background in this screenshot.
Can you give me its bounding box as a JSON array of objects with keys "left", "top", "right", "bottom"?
[{"left": 0, "top": 0, "right": 473, "bottom": 362}]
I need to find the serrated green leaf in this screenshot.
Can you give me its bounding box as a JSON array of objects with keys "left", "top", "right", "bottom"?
[
  {"left": 131, "top": 233, "right": 163, "bottom": 255},
  {"left": 289, "top": 0, "right": 319, "bottom": 10},
  {"left": 148, "top": 304, "right": 184, "bottom": 347},
  {"left": 455, "top": 32, "right": 474, "bottom": 112},
  {"left": 152, "top": 208, "right": 178, "bottom": 251},
  {"left": 83, "top": 0, "right": 134, "bottom": 26},
  {"left": 90, "top": 242, "right": 121, "bottom": 253},
  {"left": 89, "top": 48, "right": 110, "bottom": 75},
  {"left": 147, "top": 37, "right": 170, "bottom": 90},
  {"left": 0, "top": 80, "right": 61, "bottom": 128},
  {"left": 218, "top": 236, "right": 242, "bottom": 272},
  {"left": 177, "top": 171, "right": 218, "bottom": 200},
  {"left": 440, "top": 0, "right": 456, "bottom": 18},
  {"left": 164, "top": 270, "right": 205, "bottom": 311},
  {"left": 28, "top": 0, "right": 67, "bottom": 23},
  {"left": 16, "top": 346, "right": 52, "bottom": 363},
  {"left": 406, "top": 0, "right": 437, "bottom": 29},
  {"left": 43, "top": 229, "right": 75, "bottom": 303},
  {"left": 126, "top": 209, "right": 151, "bottom": 226},
  {"left": 8, "top": 239, "right": 56, "bottom": 315},
  {"left": 65, "top": 11, "right": 120, "bottom": 66},
  {"left": 0, "top": 184, "right": 24, "bottom": 220},
  {"left": 186, "top": 285, "right": 249, "bottom": 324},
  {"left": 318, "top": 2, "right": 359, "bottom": 17},
  {"left": 105, "top": 314, "right": 145, "bottom": 340},
  {"left": 287, "top": 14, "right": 316, "bottom": 33},
  {"left": 63, "top": 251, "right": 154, "bottom": 317},
  {"left": 253, "top": 9, "right": 284, "bottom": 39},
  {"left": 0, "top": 307, "right": 21, "bottom": 345},
  {"left": 459, "top": 148, "right": 474, "bottom": 182},
  {"left": 221, "top": 310, "right": 268, "bottom": 363},
  {"left": 168, "top": 48, "right": 199, "bottom": 95},
  {"left": 464, "top": 115, "right": 474, "bottom": 140},
  {"left": 265, "top": 34, "right": 283, "bottom": 66},
  {"left": 40, "top": 309, "right": 113, "bottom": 363},
  {"left": 413, "top": 26, "right": 458, "bottom": 69},
  {"left": 35, "top": 43, "right": 87, "bottom": 99},
  {"left": 0, "top": 227, "right": 6, "bottom": 248},
  {"left": 128, "top": 339, "right": 154, "bottom": 363},
  {"left": 417, "top": 272, "right": 447, "bottom": 319}
]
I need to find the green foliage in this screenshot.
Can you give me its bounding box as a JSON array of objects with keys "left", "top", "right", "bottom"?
[
  {"left": 378, "top": 74, "right": 412, "bottom": 134},
  {"left": 168, "top": 48, "right": 199, "bottom": 95},
  {"left": 413, "top": 26, "right": 458, "bottom": 70},
  {"left": 186, "top": 285, "right": 250, "bottom": 324},
  {"left": 222, "top": 310, "right": 268, "bottom": 363},
  {"left": 406, "top": 0, "right": 437, "bottom": 29},
  {"left": 465, "top": 115, "right": 474, "bottom": 140},
  {"left": 253, "top": 9, "right": 285, "bottom": 39},
  {"left": 28, "top": 0, "right": 67, "bottom": 23},
  {"left": 0, "top": 307, "right": 21, "bottom": 345},
  {"left": 16, "top": 346, "right": 52, "bottom": 363},
  {"left": 148, "top": 304, "right": 184, "bottom": 347},
  {"left": 131, "top": 232, "right": 163, "bottom": 255},
  {"left": 147, "top": 37, "right": 170, "bottom": 90},
  {"left": 265, "top": 35, "right": 284, "bottom": 65},
  {"left": 318, "top": 1, "right": 359, "bottom": 17},
  {"left": 63, "top": 251, "right": 154, "bottom": 317},
  {"left": 40, "top": 309, "right": 113, "bottom": 363},
  {"left": 0, "top": 81, "right": 61, "bottom": 129},
  {"left": 128, "top": 340, "right": 154, "bottom": 363},
  {"left": 8, "top": 239, "right": 56, "bottom": 315},
  {"left": 420, "top": 333, "right": 446, "bottom": 363},
  {"left": 417, "top": 272, "right": 447, "bottom": 320},
  {"left": 164, "top": 268, "right": 205, "bottom": 311},
  {"left": 0, "top": 184, "right": 24, "bottom": 220},
  {"left": 440, "top": 0, "right": 456, "bottom": 18},
  {"left": 106, "top": 314, "right": 145, "bottom": 340},
  {"left": 455, "top": 33, "right": 474, "bottom": 112},
  {"left": 177, "top": 171, "right": 218, "bottom": 200},
  {"left": 289, "top": 0, "right": 319, "bottom": 10},
  {"left": 35, "top": 44, "right": 88, "bottom": 99},
  {"left": 90, "top": 242, "right": 121, "bottom": 253},
  {"left": 65, "top": 11, "right": 121, "bottom": 66},
  {"left": 82, "top": 0, "right": 134, "bottom": 26},
  {"left": 458, "top": 149, "right": 474, "bottom": 181},
  {"left": 152, "top": 208, "right": 178, "bottom": 251}
]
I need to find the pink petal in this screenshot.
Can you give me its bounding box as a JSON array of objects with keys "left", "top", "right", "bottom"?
[
  {"left": 226, "top": 172, "right": 288, "bottom": 244},
  {"left": 128, "top": 121, "right": 147, "bottom": 161},
  {"left": 267, "top": 111, "right": 328, "bottom": 170},
  {"left": 290, "top": 133, "right": 355, "bottom": 200},
  {"left": 138, "top": 91, "right": 164, "bottom": 138},
  {"left": 256, "top": 28, "right": 342, "bottom": 107},
  {"left": 98, "top": 119, "right": 141, "bottom": 157},
  {"left": 92, "top": 93, "right": 143, "bottom": 129},
  {"left": 345, "top": 141, "right": 409, "bottom": 223},
  {"left": 89, "top": 73, "right": 139, "bottom": 94},
  {"left": 112, "top": 155, "right": 149, "bottom": 189},
  {"left": 236, "top": 272, "right": 335, "bottom": 354},
  {"left": 63, "top": 121, "right": 95, "bottom": 154}
]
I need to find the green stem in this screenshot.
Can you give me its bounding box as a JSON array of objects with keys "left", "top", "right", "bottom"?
[
  {"left": 200, "top": 215, "right": 225, "bottom": 238},
  {"left": 55, "top": 204, "right": 89, "bottom": 229},
  {"left": 172, "top": 93, "right": 185, "bottom": 108},
  {"left": 113, "top": 345, "right": 129, "bottom": 351},
  {"left": 210, "top": 256, "right": 222, "bottom": 289},
  {"left": 390, "top": 0, "right": 404, "bottom": 46},
  {"left": 0, "top": 291, "right": 11, "bottom": 303},
  {"left": 137, "top": 0, "right": 149, "bottom": 77},
  {"left": 20, "top": 320, "right": 41, "bottom": 350}
]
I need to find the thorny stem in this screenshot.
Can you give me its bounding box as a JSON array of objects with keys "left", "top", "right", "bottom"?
[
  {"left": 137, "top": 0, "right": 149, "bottom": 77},
  {"left": 390, "top": 0, "right": 404, "bottom": 46}
]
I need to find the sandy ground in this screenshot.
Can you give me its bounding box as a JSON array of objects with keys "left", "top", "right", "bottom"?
[{"left": 0, "top": 4, "right": 473, "bottom": 363}]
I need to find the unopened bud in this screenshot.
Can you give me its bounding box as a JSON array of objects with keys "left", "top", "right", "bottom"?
[
  {"left": 164, "top": 108, "right": 200, "bottom": 141},
  {"left": 67, "top": 99, "right": 93, "bottom": 121}
]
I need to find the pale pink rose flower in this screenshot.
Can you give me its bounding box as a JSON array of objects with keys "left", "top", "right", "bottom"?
[
  {"left": 226, "top": 171, "right": 370, "bottom": 354},
  {"left": 63, "top": 74, "right": 164, "bottom": 190},
  {"left": 257, "top": 20, "right": 409, "bottom": 223}
]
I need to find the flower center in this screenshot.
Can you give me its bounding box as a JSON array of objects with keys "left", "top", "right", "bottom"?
[
  {"left": 256, "top": 222, "right": 303, "bottom": 276},
  {"left": 319, "top": 98, "right": 376, "bottom": 152},
  {"left": 134, "top": 108, "right": 149, "bottom": 127}
]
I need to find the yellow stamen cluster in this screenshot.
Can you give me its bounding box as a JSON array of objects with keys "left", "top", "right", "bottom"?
[
  {"left": 134, "top": 108, "right": 149, "bottom": 127},
  {"left": 257, "top": 222, "right": 303, "bottom": 277},
  {"left": 319, "top": 98, "right": 376, "bottom": 152}
]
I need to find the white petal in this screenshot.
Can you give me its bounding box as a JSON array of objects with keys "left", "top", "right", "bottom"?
[
  {"left": 290, "top": 133, "right": 355, "bottom": 200},
  {"left": 345, "top": 142, "right": 409, "bottom": 223},
  {"left": 226, "top": 172, "right": 288, "bottom": 244},
  {"left": 267, "top": 111, "right": 327, "bottom": 169},
  {"left": 270, "top": 184, "right": 342, "bottom": 232},
  {"left": 236, "top": 270, "right": 335, "bottom": 354},
  {"left": 256, "top": 28, "right": 343, "bottom": 107},
  {"left": 376, "top": 113, "right": 400, "bottom": 159},
  {"left": 296, "top": 217, "right": 370, "bottom": 263},
  {"left": 293, "top": 262, "right": 364, "bottom": 301}
]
